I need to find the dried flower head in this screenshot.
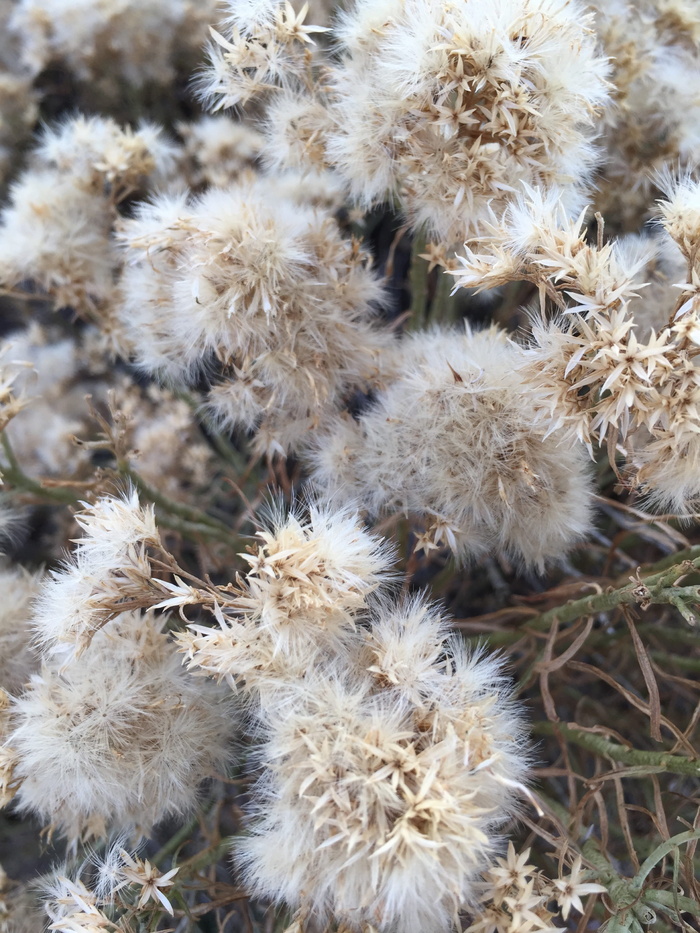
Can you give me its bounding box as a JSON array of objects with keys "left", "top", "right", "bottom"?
[
  {"left": 466, "top": 844, "right": 605, "bottom": 933},
  {"left": 310, "top": 326, "right": 594, "bottom": 569},
  {"left": 9, "top": 611, "right": 234, "bottom": 843},
  {"left": 33, "top": 116, "right": 178, "bottom": 197},
  {"left": 178, "top": 501, "right": 394, "bottom": 698},
  {"left": 0, "top": 115, "right": 176, "bottom": 315},
  {"left": 32, "top": 491, "right": 163, "bottom": 659},
  {"left": 117, "top": 177, "right": 390, "bottom": 453},
  {"left": 325, "top": 0, "right": 609, "bottom": 242},
  {"left": 0, "top": 170, "right": 114, "bottom": 314},
  {"left": 240, "top": 617, "right": 528, "bottom": 933},
  {"left": 43, "top": 875, "right": 121, "bottom": 933},
  {"left": 197, "top": 0, "right": 327, "bottom": 112}
]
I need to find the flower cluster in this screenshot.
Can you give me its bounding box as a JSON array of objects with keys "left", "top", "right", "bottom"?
[
  {"left": 242, "top": 645, "right": 527, "bottom": 933},
  {"left": 177, "top": 501, "right": 395, "bottom": 697},
  {"left": 2, "top": 3, "right": 699, "bottom": 933},
  {"left": 0, "top": 486, "right": 530, "bottom": 924},
  {"left": 42, "top": 851, "right": 182, "bottom": 933},
  {"left": 10, "top": 0, "right": 218, "bottom": 90},
  {"left": 197, "top": 0, "right": 328, "bottom": 111},
  {"left": 0, "top": 116, "right": 176, "bottom": 316},
  {"left": 325, "top": 0, "right": 609, "bottom": 243},
  {"left": 116, "top": 177, "right": 390, "bottom": 453},
  {"left": 32, "top": 490, "right": 164, "bottom": 659},
  {"left": 310, "top": 326, "right": 594, "bottom": 569},
  {"left": 174, "top": 498, "right": 530, "bottom": 931},
  {"left": 199, "top": 0, "right": 609, "bottom": 245},
  {"left": 466, "top": 845, "right": 605, "bottom": 933},
  {"left": 8, "top": 609, "right": 234, "bottom": 843},
  {"left": 451, "top": 182, "right": 700, "bottom": 511}
]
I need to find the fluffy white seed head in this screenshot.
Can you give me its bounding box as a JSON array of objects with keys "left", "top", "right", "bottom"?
[
  {"left": 262, "top": 91, "right": 332, "bottom": 173},
  {"left": 0, "top": 114, "right": 180, "bottom": 312},
  {"left": 326, "top": 0, "right": 610, "bottom": 242},
  {"left": 0, "top": 170, "right": 114, "bottom": 313},
  {"left": 634, "top": 432, "right": 700, "bottom": 514},
  {"left": 33, "top": 115, "right": 178, "bottom": 195},
  {"left": 42, "top": 874, "right": 116, "bottom": 933},
  {"left": 197, "top": 0, "right": 327, "bottom": 112},
  {"left": 656, "top": 170, "right": 700, "bottom": 261},
  {"left": 361, "top": 594, "right": 452, "bottom": 705},
  {"left": 178, "top": 501, "right": 395, "bottom": 699},
  {"left": 10, "top": 0, "right": 219, "bottom": 88},
  {"left": 9, "top": 611, "right": 235, "bottom": 844},
  {"left": 239, "top": 628, "right": 528, "bottom": 933},
  {"left": 117, "top": 178, "right": 390, "bottom": 453},
  {"left": 239, "top": 500, "right": 395, "bottom": 631},
  {"left": 32, "top": 491, "right": 163, "bottom": 659},
  {"left": 310, "top": 326, "right": 595, "bottom": 569}
]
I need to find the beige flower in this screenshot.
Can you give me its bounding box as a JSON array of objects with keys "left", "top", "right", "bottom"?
[{"left": 551, "top": 857, "right": 606, "bottom": 920}]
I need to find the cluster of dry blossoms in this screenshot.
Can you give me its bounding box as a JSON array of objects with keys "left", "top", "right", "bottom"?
[
  {"left": 0, "top": 0, "right": 698, "bottom": 932},
  {"left": 0, "top": 489, "right": 607, "bottom": 933}
]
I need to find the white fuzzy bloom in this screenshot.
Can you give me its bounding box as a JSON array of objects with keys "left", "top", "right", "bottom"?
[
  {"left": 591, "top": 0, "right": 700, "bottom": 227},
  {"left": 239, "top": 619, "right": 528, "bottom": 933},
  {"left": 361, "top": 595, "right": 451, "bottom": 705},
  {"left": 656, "top": 171, "right": 700, "bottom": 261},
  {"left": 42, "top": 875, "right": 116, "bottom": 933},
  {"left": 238, "top": 500, "right": 395, "bottom": 631},
  {"left": 262, "top": 91, "right": 332, "bottom": 173},
  {"left": 310, "top": 326, "right": 594, "bottom": 569},
  {"left": 33, "top": 116, "right": 178, "bottom": 194},
  {"left": 633, "top": 432, "right": 700, "bottom": 514},
  {"left": 197, "top": 0, "right": 327, "bottom": 112},
  {"left": 178, "top": 501, "right": 394, "bottom": 698},
  {"left": 117, "top": 177, "right": 390, "bottom": 453},
  {"left": 452, "top": 187, "right": 652, "bottom": 308},
  {"left": 10, "top": 0, "right": 219, "bottom": 88},
  {"left": 0, "top": 170, "right": 114, "bottom": 313},
  {"left": 178, "top": 116, "right": 264, "bottom": 189},
  {"left": 0, "top": 115, "right": 178, "bottom": 314},
  {"left": 32, "top": 491, "right": 163, "bottom": 659},
  {"left": 326, "top": 0, "right": 609, "bottom": 242},
  {"left": 9, "top": 611, "right": 234, "bottom": 843}
]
